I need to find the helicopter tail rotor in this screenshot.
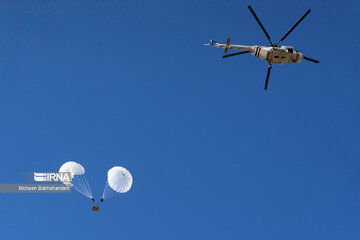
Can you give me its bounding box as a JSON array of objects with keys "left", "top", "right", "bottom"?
[{"left": 224, "top": 38, "right": 231, "bottom": 54}]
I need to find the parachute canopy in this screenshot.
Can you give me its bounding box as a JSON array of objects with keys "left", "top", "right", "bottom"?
[
  {"left": 59, "top": 161, "right": 93, "bottom": 199},
  {"left": 102, "top": 166, "right": 133, "bottom": 200},
  {"left": 59, "top": 161, "right": 85, "bottom": 180},
  {"left": 108, "top": 166, "right": 133, "bottom": 193}
]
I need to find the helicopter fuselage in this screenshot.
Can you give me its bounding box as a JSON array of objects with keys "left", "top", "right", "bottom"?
[
  {"left": 252, "top": 45, "right": 302, "bottom": 64},
  {"left": 215, "top": 43, "right": 303, "bottom": 65}
]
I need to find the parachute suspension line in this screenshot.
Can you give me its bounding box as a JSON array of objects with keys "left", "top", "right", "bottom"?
[
  {"left": 102, "top": 181, "right": 110, "bottom": 200},
  {"left": 80, "top": 175, "right": 93, "bottom": 198},
  {"left": 102, "top": 181, "right": 119, "bottom": 200},
  {"left": 71, "top": 175, "right": 93, "bottom": 199},
  {"left": 77, "top": 176, "right": 92, "bottom": 198},
  {"left": 71, "top": 176, "right": 90, "bottom": 198},
  {"left": 71, "top": 178, "right": 87, "bottom": 197},
  {"left": 82, "top": 175, "right": 93, "bottom": 198}
]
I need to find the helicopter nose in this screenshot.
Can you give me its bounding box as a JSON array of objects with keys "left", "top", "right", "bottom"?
[{"left": 297, "top": 52, "right": 303, "bottom": 63}]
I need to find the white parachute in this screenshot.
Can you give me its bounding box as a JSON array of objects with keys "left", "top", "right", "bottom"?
[
  {"left": 102, "top": 166, "right": 133, "bottom": 200},
  {"left": 59, "top": 161, "right": 93, "bottom": 199}
]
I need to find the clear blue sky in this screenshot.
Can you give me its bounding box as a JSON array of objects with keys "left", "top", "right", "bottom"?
[{"left": 0, "top": 0, "right": 359, "bottom": 239}]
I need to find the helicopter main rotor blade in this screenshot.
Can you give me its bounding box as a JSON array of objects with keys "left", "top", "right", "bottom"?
[
  {"left": 303, "top": 56, "right": 319, "bottom": 63},
  {"left": 248, "top": 6, "right": 273, "bottom": 45},
  {"left": 276, "top": 9, "right": 311, "bottom": 44},
  {"left": 222, "top": 51, "right": 251, "bottom": 58},
  {"left": 264, "top": 65, "right": 272, "bottom": 90}
]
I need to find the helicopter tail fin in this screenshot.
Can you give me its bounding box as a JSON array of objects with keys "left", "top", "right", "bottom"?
[{"left": 203, "top": 40, "right": 218, "bottom": 46}]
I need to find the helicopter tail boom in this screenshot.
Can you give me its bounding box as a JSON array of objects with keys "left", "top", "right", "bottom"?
[{"left": 204, "top": 40, "right": 253, "bottom": 52}]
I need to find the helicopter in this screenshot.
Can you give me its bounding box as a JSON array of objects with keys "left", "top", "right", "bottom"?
[{"left": 205, "top": 6, "right": 319, "bottom": 90}]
